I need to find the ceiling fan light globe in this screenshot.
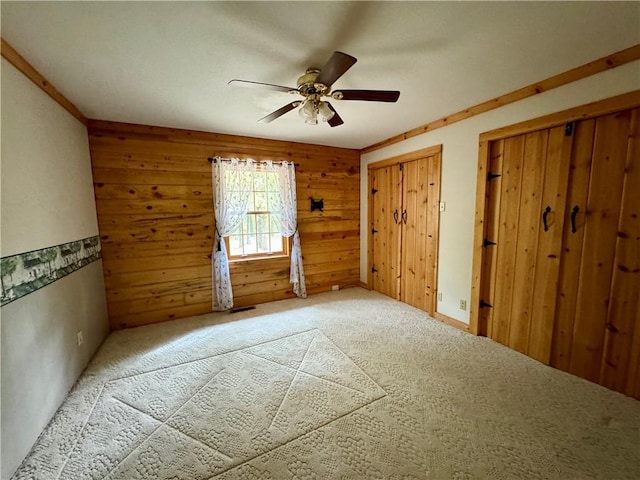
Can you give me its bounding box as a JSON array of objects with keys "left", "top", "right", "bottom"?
[
  {"left": 318, "top": 102, "right": 335, "bottom": 122},
  {"left": 299, "top": 99, "right": 315, "bottom": 117}
]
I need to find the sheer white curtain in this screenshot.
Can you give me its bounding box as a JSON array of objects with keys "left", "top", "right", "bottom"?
[
  {"left": 211, "top": 158, "right": 306, "bottom": 310},
  {"left": 211, "top": 158, "right": 254, "bottom": 310},
  {"left": 269, "top": 161, "right": 307, "bottom": 298}
]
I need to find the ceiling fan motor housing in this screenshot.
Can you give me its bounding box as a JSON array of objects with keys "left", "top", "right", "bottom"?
[{"left": 297, "top": 68, "right": 328, "bottom": 96}]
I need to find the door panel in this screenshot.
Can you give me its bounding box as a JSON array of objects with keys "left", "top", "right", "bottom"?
[
  {"left": 481, "top": 140, "right": 505, "bottom": 339},
  {"left": 527, "top": 126, "right": 573, "bottom": 363},
  {"left": 569, "top": 110, "right": 632, "bottom": 383},
  {"left": 551, "top": 119, "right": 596, "bottom": 370},
  {"left": 489, "top": 134, "right": 525, "bottom": 346},
  {"left": 508, "top": 130, "right": 549, "bottom": 354},
  {"left": 371, "top": 166, "right": 402, "bottom": 299},
  {"left": 400, "top": 159, "right": 426, "bottom": 310},
  {"left": 425, "top": 152, "right": 442, "bottom": 315},
  {"left": 599, "top": 108, "right": 639, "bottom": 392}
]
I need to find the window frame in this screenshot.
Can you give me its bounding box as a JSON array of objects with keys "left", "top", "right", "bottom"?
[{"left": 224, "top": 167, "right": 289, "bottom": 262}]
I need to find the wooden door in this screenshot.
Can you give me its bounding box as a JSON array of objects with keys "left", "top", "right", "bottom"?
[
  {"left": 400, "top": 159, "right": 428, "bottom": 311},
  {"left": 400, "top": 154, "right": 441, "bottom": 315},
  {"left": 370, "top": 165, "right": 402, "bottom": 299},
  {"left": 554, "top": 108, "right": 640, "bottom": 389},
  {"left": 482, "top": 125, "right": 572, "bottom": 358},
  {"left": 480, "top": 107, "right": 640, "bottom": 398},
  {"left": 368, "top": 146, "right": 442, "bottom": 312}
]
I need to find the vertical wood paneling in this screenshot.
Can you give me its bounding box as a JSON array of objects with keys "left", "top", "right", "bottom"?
[
  {"left": 551, "top": 119, "right": 596, "bottom": 370},
  {"left": 480, "top": 140, "right": 504, "bottom": 338},
  {"left": 508, "top": 130, "right": 548, "bottom": 354},
  {"left": 88, "top": 121, "right": 360, "bottom": 329},
  {"left": 569, "top": 111, "right": 631, "bottom": 382},
  {"left": 491, "top": 135, "right": 525, "bottom": 346},
  {"left": 527, "top": 126, "right": 572, "bottom": 363},
  {"left": 369, "top": 147, "right": 441, "bottom": 316},
  {"left": 600, "top": 108, "right": 640, "bottom": 392},
  {"left": 401, "top": 159, "right": 429, "bottom": 311},
  {"left": 371, "top": 165, "right": 401, "bottom": 299},
  {"left": 425, "top": 152, "right": 441, "bottom": 315},
  {"left": 476, "top": 99, "right": 640, "bottom": 399}
]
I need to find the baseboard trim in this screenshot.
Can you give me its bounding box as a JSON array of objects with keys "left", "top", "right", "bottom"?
[
  {"left": 356, "top": 281, "right": 370, "bottom": 290},
  {"left": 433, "top": 312, "right": 470, "bottom": 333}
]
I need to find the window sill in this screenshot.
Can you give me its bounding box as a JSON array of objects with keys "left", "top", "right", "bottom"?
[{"left": 228, "top": 253, "right": 289, "bottom": 263}]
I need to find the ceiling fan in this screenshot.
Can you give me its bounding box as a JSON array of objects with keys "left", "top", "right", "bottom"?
[{"left": 229, "top": 51, "right": 400, "bottom": 127}]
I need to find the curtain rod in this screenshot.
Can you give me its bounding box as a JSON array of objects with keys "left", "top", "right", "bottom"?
[{"left": 208, "top": 157, "right": 299, "bottom": 167}]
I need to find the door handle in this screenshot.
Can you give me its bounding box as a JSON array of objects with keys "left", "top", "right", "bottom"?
[
  {"left": 570, "top": 205, "right": 579, "bottom": 234},
  {"left": 542, "top": 206, "right": 551, "bottom": 232},
  {"left": 401, "top": 210, "right": 407, "bottom": 224},
  {"left": 393, "top": 209, "right": 399, "bottom": 224}
]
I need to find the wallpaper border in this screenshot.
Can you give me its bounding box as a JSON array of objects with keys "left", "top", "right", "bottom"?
[{"left": 0, "top": 235, "right": 102, "bottom": 307}]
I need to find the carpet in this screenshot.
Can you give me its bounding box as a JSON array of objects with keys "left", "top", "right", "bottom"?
[{"left": 11, "top": 288, "right": 640, "bottom": 479}]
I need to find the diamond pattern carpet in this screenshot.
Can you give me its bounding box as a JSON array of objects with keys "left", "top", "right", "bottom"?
[{"left": 11, "top": 288, "right": 640, "bottom": 479}]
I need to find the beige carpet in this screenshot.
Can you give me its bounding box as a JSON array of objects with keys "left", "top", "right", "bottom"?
[{"left": 12, "top": 288, "right": 640, "bottom": 479}]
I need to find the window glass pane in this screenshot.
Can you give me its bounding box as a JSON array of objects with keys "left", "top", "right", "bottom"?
[
  {"left": 243, "top": 234, "right": 257, "bottom": 255},
  {"left": 246, "top": 214, "right": 256, "bottom": 235},
  {"left": 256, "top": 213, "right": 268, "bottom": 234},
  {"left": 270, "top": 214, "right": 282, "bottom": 233},
  {"left": 267, "top": 191, "right": 281, "bottom": 211},
  {"left": 257, "top": 234, "right": 270, "bottom": 253},
  {"left": 229, "top": 222, "right": 242, "bottom": 236},
  {"left": 265, "top": 172, "right": 279, "bottom": 191},
  {"left": 270, "top": 233, "right": 283, "bottom": 252},
  {"left": 229, "top": 235, "right": 242, "bottom": 256},
  {"left": 254, "top": 191, "right": 268, "bottom": 211},
  {"left": 254, "top": 173, "right": 266, "bottom": 191},
  {"left": 245, "top": 193, "right": 255, "bottom": 212}
]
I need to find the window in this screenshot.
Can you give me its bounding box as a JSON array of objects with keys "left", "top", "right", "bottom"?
[{"left": 226, "top": 169, "right": 286, "bottom": 258}]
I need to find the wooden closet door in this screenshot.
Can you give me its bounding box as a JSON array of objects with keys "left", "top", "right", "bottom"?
[
  {"left": 400, "top": 155, "right": 441, "bottom": 314},
  {"left": 371, "top": 165, "right": 402, "bottom": 299},
  {"left": 563, "top": 109, "right": 637, "bottom": 385},
  {"left": 602, "top": 108, "right": 640, "bottom": 396},
  {"left": 399, "top": 159, "right": 426, "bottom": 310},
  {"left": 483, "top": 126, "right": 572, "bottom": 357}
]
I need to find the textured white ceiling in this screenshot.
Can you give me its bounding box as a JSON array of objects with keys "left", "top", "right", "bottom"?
[{"left": 2, "top": 1, "right": 638, "bottom": 149}]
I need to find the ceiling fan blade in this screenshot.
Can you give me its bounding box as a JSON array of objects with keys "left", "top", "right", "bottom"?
[
  {"left": 314, "top": 51, "right": 357, "bottom": 88},
  {"left": 332, "top": 90, "right": 400, "bottom": 102},
  {"left": 258, "top": 102, "right": 300, "bottom": 123},
  {"left": 229, "top": 79, "right": 297, "bottom": 93},
  {"left": 326, "top": 103, "right": 344, "bottom": 127}
]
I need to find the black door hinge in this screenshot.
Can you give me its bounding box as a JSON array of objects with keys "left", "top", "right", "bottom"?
[
  {"left": 565, "top": 122, "right": 574, "bottom": 136},
  {"left": 399, "top": 163, "right": 404, "bottom": 171},
  {"left": 479, "top": 300, "right": 493, "bottom": 309},
  {"left": 371, "top": 228, "right": 378, "bottom": 235},
  {"left": 371, "top": 266, "right": 378, "bottom": 273},
  {"left": 483, "top": 238, "right": 497, "bottom": 247},
  {"left": 371, "top": 187, "right": 378, "bottom": 195},
  {"left": 487, "top": 172, "right": 501, "bottom": 181}
]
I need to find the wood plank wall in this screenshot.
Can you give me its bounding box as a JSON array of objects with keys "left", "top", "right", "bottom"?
[{"left": 87, "top": 120, "right": 360, "bottom": 330}]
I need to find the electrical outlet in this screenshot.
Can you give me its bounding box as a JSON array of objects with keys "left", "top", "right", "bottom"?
[
  {"left": 437, "top": 292, "right": 443, "bottom": 302},
  {"left": 76, "top": 331, "right": 84, "bottom": 346},
  {"left": 459, "top": 300, "right": 467, "bottom": 311},
  {"left": 332, "top": 285, "right": 340, "bottom": 291}
]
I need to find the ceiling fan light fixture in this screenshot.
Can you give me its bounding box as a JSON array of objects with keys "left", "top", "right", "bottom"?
[
  {"left": 299, "top": 98, "right": 318, "bottom": 124},
  {"left": 318, "top": 101, "right": 335, "bottom": 123}
]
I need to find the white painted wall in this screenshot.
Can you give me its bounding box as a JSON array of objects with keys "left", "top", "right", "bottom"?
[
  {"left": 361, "top": 61, "right": 640, "bottom": 323},
  {"left": 1, "top": 59, "right": 109, "bottom": 480},
  {"left": 1, "top": 60, "right": 99, "bottom": 256}
]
